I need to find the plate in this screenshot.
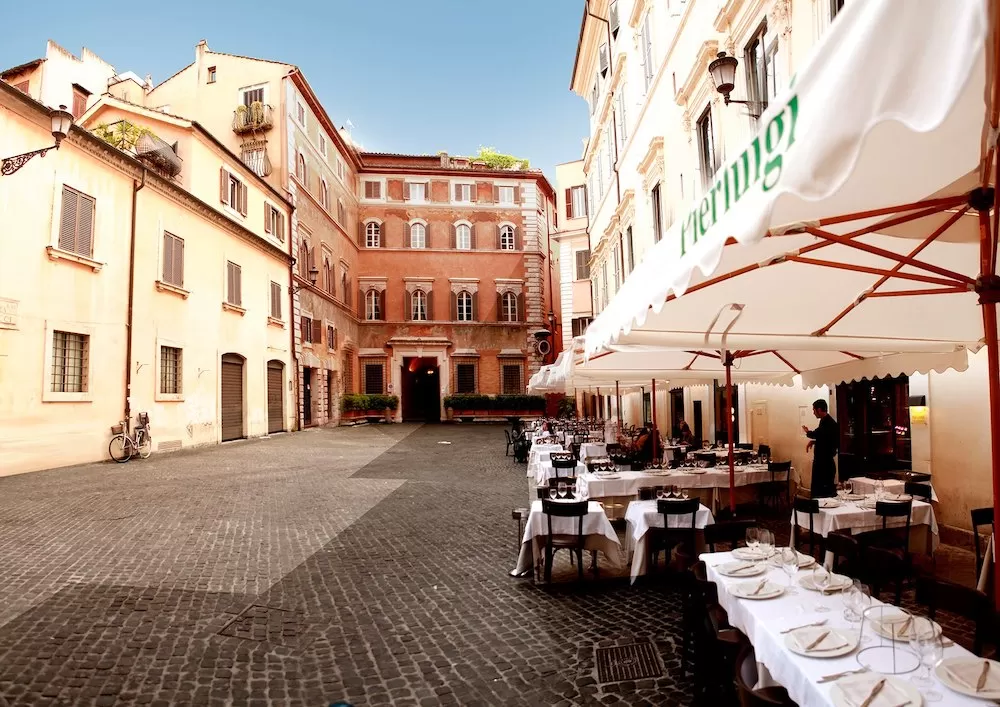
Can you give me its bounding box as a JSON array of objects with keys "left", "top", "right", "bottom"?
[
  {"left": 731, "top": 580, "right": 784, "bottom": 600},
  {"left": 717, "top": 561, "right": 767, "bottom": 578},
  {"left": 935, "top": 657, "right": 1000, "bottom": 699},
  {"left": 784, "top": 627, "right": 858, "bottom": 658},
  {"left": 798, "top": 572, "right": 852, "bottom": 592},
  {"left": 767, "top": 550, "right": 815, "bottom": 568},
  {"left": 733, "top": 547, "right": 776, "bottom": 561},
  {"left": 819, "top": 498, "right": 844, "bottom": 509},
  {"left": 870, "top": 610, "right": 941, "bottom": 642},
  {"left": 830, "top": 674, "right": 922, "bottom": 707},
  {"left": 593, "top": 473, "right": 621, "bottom": 479}
]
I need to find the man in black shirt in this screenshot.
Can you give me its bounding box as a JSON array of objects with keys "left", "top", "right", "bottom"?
[{"left": 802, "top": 399, "right": 839, "bottom": 498}]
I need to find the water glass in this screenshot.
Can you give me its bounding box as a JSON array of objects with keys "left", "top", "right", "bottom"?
[
  {"left": 557, "top": 481, "right": 567, "bottom": 499},
  {"left": 655, "top": 488, "right": 665, "bottom": 501},
  {"left": 681, "top": 488, "right": 690, "bottom": 500},
  {"left": 812, "top": 565, "right": 832, "bottom": 612},
  {"left": 845, "top": 479, "right": 854, "bottom": 495},
  {"left": 548, "top": 487, "right": 558, "bottom": 500},
  {"left": 779, "top": 547, "right": 799, "bottom": 594},
  {"left": 746, "top": 527, "right": 760, "bottom": 553},
  {"left": 842, "top": 580, "right": 862, "bottom": 622},
  {"left": 909, "top": 616, "right": 944, "bottom": 702},
  {"left": 759, "top": 529, "right": 774, "bottom": 558}
]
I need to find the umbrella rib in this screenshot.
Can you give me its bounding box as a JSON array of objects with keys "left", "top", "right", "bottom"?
[
  {"left": 840, "top": 351, "right": 865, "bottom": 360},
  {"left": 789, "top": 256, "right": 963, "bottom": 287},
  {"left": 813, "top": 195, "right": 967, "bottom": 228},
  {"left": 866, "top": 287, "right": 970, "bottom": 297},
  {"left": 770, "top": 351, "right": 800, "bottom": 374}
]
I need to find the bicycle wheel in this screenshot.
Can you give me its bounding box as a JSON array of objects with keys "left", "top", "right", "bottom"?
[
  {"left": 109, "top": 434, "right": 132, "bottom": 463},
  {"left": 136, "top": 429, "right": 152, "bottom": 459}
]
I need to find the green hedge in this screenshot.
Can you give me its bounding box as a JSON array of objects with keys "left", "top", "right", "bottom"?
[
  {"left": 341, "top": 393, "right": 399, "bottom": 412},
  {"left": 443, "top": 394, "right": 545, "bottom": 412}
]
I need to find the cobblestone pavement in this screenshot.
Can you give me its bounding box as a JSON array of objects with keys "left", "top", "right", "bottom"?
[{"left": 0, "top": 425, "right": 695, "bottom": 706}]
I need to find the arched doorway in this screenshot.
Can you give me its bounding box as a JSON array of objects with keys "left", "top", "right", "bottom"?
[
  {"left": 266, "top": 359, "right": 284, "bottom": 434},
  {"left": 401, "top": 356, "right": 440, "bottom": 422},
  {"left": 221, "top": 353, "right": 245, "bottom": 441}
]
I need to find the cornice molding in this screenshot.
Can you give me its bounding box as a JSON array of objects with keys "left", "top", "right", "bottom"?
[
  {"left": 628, "top": 0, "right": 648, "bottom": 29},
  {"left": 675, "top": 40, "right": 720, "bottom": 107},
  {"left": 637, "top": 137, "right": 664, "bottom": 179},
  {"left": 714, "top": 0, "right": 746, "bottom": 31},
  {"left": 614, "top": 189, "right": 635, "bottom": 224}
]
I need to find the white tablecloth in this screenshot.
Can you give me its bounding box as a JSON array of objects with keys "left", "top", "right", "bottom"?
[
  {"left": 534, "top": 461, "right": 588, "bottom": 485},
  {"left": 579, "top": 442, "right": 607, "bottom": 460},
  {"left": 792, "top": 498, "right": 938, "bottom": 541},
  {"left": 526, "top": 445, "right": 564, "bottom": 479},
  {"left": 511, "top": 500, "right": 625, "bottom": 575},
  {"left": 701, "top": 550, "right": 983, "bottom": 707},
  {"left": 625, "top": 500, "right": 714, "bottom": 581},
  {"left": 579, "top": 465, "right": 787, "bottom": 499},
  {"left": 850, "top": 476, "right": 938, "bottom": 502}
]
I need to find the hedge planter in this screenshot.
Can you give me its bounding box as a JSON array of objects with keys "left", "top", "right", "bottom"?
[
  {"left": 443, "top": 394, "right": 545, "bottom": 418},
  {"left": 341, "top": 394, "right": 399, "bottom": 423}
]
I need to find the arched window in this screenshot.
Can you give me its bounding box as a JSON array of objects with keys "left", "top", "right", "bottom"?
[
  {"left": 502, "top": 292, "right": 518, "bottom": 322},
  {"left": 455, "top": 224, "right": 471, "bottom": 250},
  {"left": 296, "top": 153, "right": 306, "bottom": 183},
  {"left": 298, "top": 241, "right": 309, "bottom": 277},
  {"left": 341, "top": 271, "right": 348, "bottom": 300},
  {"left": 411, "top": 289, "right": 427, "bottom": 321},
  {"left": 500, "top": 225, "right": 515, "bottom": 250},
  {"left": 457, "top": 291, "right": 473, "bottom": 321},
  {"left": 410, "top": 223, "right": 426, "bottom": 248},
  {"left": 365, "top": 289, "right": 380, "bottom": 320},
  {"left": 365, "top": 222, "right": 380, "bottom": 248},
  {"left": 320, "top": 178, "right": 329, "bottom": 209},
  {"left": 324, "top": 259, "right": 333, "bottom": 294}
]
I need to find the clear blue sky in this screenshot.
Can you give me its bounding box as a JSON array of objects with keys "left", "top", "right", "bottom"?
[{"left": 1, "top": 0, "right": 589, "bottom": 181}]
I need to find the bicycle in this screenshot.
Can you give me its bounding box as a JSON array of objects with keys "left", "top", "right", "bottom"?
[{"left": 109, "top": 412, "right": 152, "bottom": 463}]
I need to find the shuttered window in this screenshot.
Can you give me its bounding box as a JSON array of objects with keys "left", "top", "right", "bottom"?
[
  {"left": 364, "top": 181, "right": 382, "bottom": 199},
  {"left": 456, "top": 362, "right": 477, "bottom": 394},
  {"left": 575, "top": 249, "right": 591, "bottom": 280},
  {"left": 501, "top": 292, "right": 518, "bottom": 322},
  {"left": 365, "top": 290, "right": 381, "bottom": 321},
  {"left": 270, "top": 281, "right": 282, "bottom": 319},
  {"left": 162, "top": 232, "right": 184, "bottom": 286},
  {"left": 58, "top": 186, "right": 96, "bottom": 257},
  {"left": 160, "top": 346, "right": 182, "bottom": 394},
  {"left": 51, "top": 331, "right": 88, "bottom": 393},
  {"left": 455, "top": 224, "right": 472, "bottom": 250},
  {"left": 456, "top": 291, "right": 473, "bottom": 322},
  {"left": 264, "top": 205, "right": 285, "bottom": 241},
  {"left": 220, "top": 168, "right": 248, "bottom": 216},
  {"left": 327, "top": 325, "right": 337, "bottom": 350},
  {"left": 363, "top": 361, "right": 384, "bottom": 394},
  {"left": 226, "top": 261, "right": 242, "bottom": 306},
  {"left": 499, "top": 225, "right": 515, "bottom": 251},
  {"left": 411, "top": 290, "right": 428, "bottom": 321},
  {"left": 501, "top": 363, "right": 523, "bottom": 396},
  {"left": 301, "top": 315, "right": 313, "bottom": 344}
]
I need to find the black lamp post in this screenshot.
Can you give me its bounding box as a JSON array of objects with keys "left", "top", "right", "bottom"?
[
  {"left": 1, "top": 105, "right": 74, "bottom": 176},
  {"left": 290, "top": 265, "right": 319, "bottom": 294},
  {"left": 708, "top": 52, "right": 765, "bottom": 118}
]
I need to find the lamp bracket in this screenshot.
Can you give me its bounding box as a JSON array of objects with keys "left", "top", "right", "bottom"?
[{"left": 1, "top": 144, "right": 57, "bottom": 176}]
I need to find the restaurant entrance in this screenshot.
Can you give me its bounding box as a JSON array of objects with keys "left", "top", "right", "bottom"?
[
  {"left": 401, "top": 357, "right": 440, "bottom": 422},
  {"left": 835, "top": 375, "right": 911, "bottom": 478}
]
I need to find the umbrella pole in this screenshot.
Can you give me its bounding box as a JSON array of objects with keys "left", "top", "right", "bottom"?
[
  {"left": 652, "top": 379, "right": 658, "bottom": 465},
  {"left": 978, "top": 203, "right": 1000, "bottom": 610},
  {"left": 616, "top": 380, "right": 622, "bottom": 428},
  {"left": 725, "top": 352, "right": 736, "bottom": 515}
]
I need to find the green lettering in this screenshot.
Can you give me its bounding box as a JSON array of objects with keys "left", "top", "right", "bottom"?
[
  {"left": 698, "top": 197, "right": 712, "bottom": 237},
  {"left": 710, "top": 181, "right": 721, "bottom": 225},
  {"left": 730, "top": 149, "right": 752, "bottom": 206},
  {"left": 751, "top": 137, "right": 762, "bottom": 184},
  {"left": 763, "top": 113, "right": 785, "bottom": 192},
  {"left": 680, "top": 210, "right": 696, "bottom": 257},
  {"left": 787, "top": 93, "right": 800, "bottom": 149}
]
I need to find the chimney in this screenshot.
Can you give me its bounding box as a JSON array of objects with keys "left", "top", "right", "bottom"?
[
  {"left": 144, "top": 74, "right": 153, "bottom": 91},
  {"left": 196, "top": 39, "right": 209, "bottom": 62},
  {"left": 438, "top": 151, "right": 449, "bottom": 168}
]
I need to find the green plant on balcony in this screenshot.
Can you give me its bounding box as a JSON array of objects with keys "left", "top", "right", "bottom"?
[
  {"left": 465, "top": 146, "right": 530, "bottom": 171},
  {"left": 92, "top": 120, "right": 156, "bottom": 151}
]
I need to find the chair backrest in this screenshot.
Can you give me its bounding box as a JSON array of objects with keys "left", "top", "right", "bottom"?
[
  {"left": 971, "top": 506, "right": 994, "bottom": 530},
  {"left": 606, "top": 443, "right": 622, "bottom": 455},
  {"left": 793, "top": 496, "right": 819, "bottom": 536},
  {"left": 657, "top": 498, "right": 700, "bottom": 529},
  {"left": 505, "top": 429, "right": 512, "bottom": 444},
  {"left": 542, "top": 499, "right": 587, "bottom": 543},
  {"left": 638, "top": 487, "right": 655, "bottom": 501},
  {"left": 704, "top": 520, "right": 756, "bottom": 553},
  {"left": 552, "top": 457, "right": 578, "bottom": 470},
  {"left": 547, "top": 476, "right": 577, "bottom": 490},
  {"left": 915, "top": 576, "right": 988, "bottom": 654},
  {"left": 735, "top": 644, "right": 796, "bottom": 706},
  {"left": 904, "top": 481, "right": 932, "bottom": 502},
  {"left": 768, "top": 461, "right": 791, "bottom": 481},
  {"left": 876, "top": 499, "right": 912, "bottom": 519},
  {"left": 824, "top": 530, "right": 859, "bottom": 574},
  {"left": 758, "top": 444, "right": 771, "bottom": 460},
  {"left": 736, "top": 442, "right": 754, "bottom": 450}
]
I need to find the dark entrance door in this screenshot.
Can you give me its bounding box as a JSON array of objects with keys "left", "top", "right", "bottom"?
[
  {"left": 670, "top": 388, "right": 685, "bottom": 437},
  {"left": 221, "top": 353, "right": 245, "bottom": 441},
  {"left": 836, "top": 375, "right": 910, "bottom": 477},
  {"left": 267, "top": 360, "right": 284, "bottom": 434},
  {"left": 401, "top": 357, "right": 441, "bottom": 422},
  {"left": 303, "top": 367, "right": 312, "bottom": 426},
  {"left": 693, "top": 400, "right": 704, "bottom": 446}
]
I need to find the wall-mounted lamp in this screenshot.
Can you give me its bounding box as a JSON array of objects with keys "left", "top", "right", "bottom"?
[
  {"left": 1, "top": 105, "right": 74, "bottom": 176},
  {"left": 708, "top": 53, "right": 765, "bottom": 118},
  {"left": 290, "top": 266, "right": 319, "bottom": 294}
]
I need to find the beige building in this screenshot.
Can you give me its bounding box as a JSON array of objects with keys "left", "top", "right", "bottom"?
[{"left": 0, "top": 70, "right": 294, "bottom": 476}]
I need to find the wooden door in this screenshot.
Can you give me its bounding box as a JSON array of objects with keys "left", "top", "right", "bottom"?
[
  {"left": 267, "top": 360, "right": 284, "bottom": 434},
  {"left": 221, "top": 354, "right": 245, "bottom": 441}
]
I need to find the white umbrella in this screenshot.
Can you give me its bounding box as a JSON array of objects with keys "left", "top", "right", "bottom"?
[{"left": 584, "top": 0, "right": 1000, "bottom": 599}]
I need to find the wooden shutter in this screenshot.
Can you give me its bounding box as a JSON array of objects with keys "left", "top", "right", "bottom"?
[
  {"left": 495, "top": 224, "right": 502, "bottom": 250},
  {"left": 220, "top": 167, "right": 228, "bottom": 204},
  {"left": 377, "top": 290, "right": 385, "bottom": 320},
  {"left": 517, "top": 292, "right": 525, "bottom": 322},
  {"left": 300, "top": 316, "right": 308, "bottom": 342},
  {"left": 264, "top": 206, "right": 271, "bottom": 234},
  {"left": 424, "top": 223, "right": 432, "bottom": 248},
  {"left": 450, "top": 292, "right": 457, "bottom": 321},
  {"left": 173, "top": 236, "right": 184, "bottom": 286},
  {"left": 239, "top": 182, "right": 248, "bottom": 216},
  {"left": 564, "top": 188, "right": 572, "bottom": 218},
  {"left": 450, "top": 224, "right": 457, "bottom": 250},
  {"left": 469, "top": 224, "right": 477, "bottom": 251},
  {"left": 358, "top": 289, "right": 365, "bottom": 318},
  {"left": 470, "top": 183, "right": 478, "bottom": 202},
  {"left": 277, "top": 213, "right": 284, "bottom": 241},
  {"left": 471, "top": 292, "right": 479, "bottom": 321},
  {"left": 493, "top": 185, "right": 500, "bottom": 203},
  {"left": 453, "top": 183, "right": 460, "bottom": 201},
  {"left": 404, "top": 290, "right": 412, "bottom": 320},
  {"left": 513, "top": 226, "right": 522, "bottom": 251},
  {"left": 226, "top": 262, "right": 235, "bottom": 303},
  {"left": 234, "top": 264, "right": 242, "bottom": 305},
  {"left": 513, "top": 186, "right": 520, "bottom": 205},
  {"left": 357, "top": 221, "right": 365, "bottom": 247},
  {"left": 426, "top": 290, "right": 434, "bottom": 320},
  {"left": 162, "top": 232, "right": 173, "bottom": 283},
  {"left": 403, "top": 222, "right": 411, "bottom": 248},
  {"left": 380, "top": 225, "right": 387, "bottom": 247},
  {"left": 271, "top": 281, "right": 281, "bottom": 318},
  {"left": 312, "top": 319, "right": 323, "bottom": 345},
  {"left": 496, "top": 292, "right": 503, "bottom": 322},
  {"left": 58, "top": 187, "right": 79, "bottom": 252},
  {"left": 77, "top": 194, "right": 95, "bottom": 257}
]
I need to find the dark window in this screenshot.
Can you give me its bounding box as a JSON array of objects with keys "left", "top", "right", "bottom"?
[
  {"left": 571, "top": 317, "right": 593, "bottom": 337},
  {"left": 745, "top": 23, "right": 769, "bottom": 115},
  {"left": 300, "top": 315, "right": 313, "bottom": 344},
  {"left": 71, "top": 87, "right": 87, "bottom": 118},
  {"left": 160, "top": 346, "right": 182, "bottom": 394},
  {"left": 363, "top": 362, "right": 384, "bottom": 395},
  {"left": 207, "top": 66, "right": 217, "bottom": 83},
  {"left": 501, "top": 364, "right": 523, "bottom": 395},
  {"left": 456, "top": 362, "right": 477, "bottom": 394},
  {"left": 625, "top": 226, "right": 634, "bottom": 272},
  {"left": 327, "top": 325, "right": 337, "bottom": 350},
  {"left": 568, "top": 185, "right": 588, "bottom": 219},
  {"left": 575, "top": 249, "right": 591, "bottom": 280},
  {"left": 696, "top": 107, "right": 716, "bottom": 185},
  {"left": 651, "top": 184, "right": 663, "bottom": 243},
  {"left": 51, "top": 331, "right": 88, "bottom": 393},
  {"left": 830, "top": 0, "right": 845, "bottom": 20},
  {"left": 242, "top": 87, "right": 264, "bottom": 106}
]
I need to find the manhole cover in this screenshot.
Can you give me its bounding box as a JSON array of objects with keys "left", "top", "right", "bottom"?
[
  {"left": 218, "top": 605, "right": 303, "bottom": 646},
  {"left": 595, "top": 641, "right": 663, "bottom": 683}
]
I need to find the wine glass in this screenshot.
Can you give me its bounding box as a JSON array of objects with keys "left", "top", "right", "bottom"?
[
  {"left": 836, "top": 483, "right": 847, "bottom": 500},
  {"left": 681, "top": 488, "right": 690, "bottom": 500},
  {"left": 842, "top": 579, "right": 862, "bottom": 623},
  {"left": 812, "top": 565, "right": 832, "bottom": 612},
  {"left": 656, "top": 488, "right": 665, "bottom": 501},
  {"left": 909, "top": 616, "right": 944, "bottom": 702},
  {"left": 845, "top": 479, "right": 854, "bottom": 496},
  {"left": 779, "top": 546, "right": 799, "bottom": 595},
  {"left": 759, "top": 529, "right": 774, "bottom": 559},
  {"left": 746, "top": 527, "right": 760, "bottom": 555},
  {"left": 557, "top": 481, "right": 567, "bottom": 499},
  {"left": 548, "top": 487, "right": 558, "bottom": 500}
]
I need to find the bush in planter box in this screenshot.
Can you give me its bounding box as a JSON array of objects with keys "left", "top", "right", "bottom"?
[
  {"left": 443, "top": 394, "right": 492, "bottom": 412},
  {"left": 341, "top": 393, "right": 399, "bottom": 412},
  {"left": 442, "top": 394, "right": 545, "bottom": 413}
]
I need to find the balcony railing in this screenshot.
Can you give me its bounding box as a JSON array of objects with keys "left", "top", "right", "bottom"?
[
  {"left": 233, "top": 102, "right": 274, "bottom": 134},
  {"left": 135, "top": 132, "right": 182, "bottom": 178}
]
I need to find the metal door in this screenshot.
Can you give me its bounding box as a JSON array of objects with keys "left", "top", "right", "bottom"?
[
  {"left": 267, "top": 360, "right": 284, "bottom": 434},
  {"left": 221, "top": 354, "right": 245, "bottom": 441}
]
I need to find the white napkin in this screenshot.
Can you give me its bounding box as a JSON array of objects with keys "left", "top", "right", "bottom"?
[
  {"left": 736, "top": 579, "right": 773, "bottom": 596},
  {"left": 723, "top": 562, "right": 759, "bottom": 576},
  {"left": 945, "top": 660, "right": 1000, "bottom": 692},
  {"left": 819, "top": 498, "right": 841, "bottom": 508},
  {"left": 839, "top": 677, "right": 907, "bottom": 707},
  {"left": 791, "top": 627, "right": 848, "bottom": 652},
  {"left": 874, "top": 614, "right": 915, "bottom": 640}
]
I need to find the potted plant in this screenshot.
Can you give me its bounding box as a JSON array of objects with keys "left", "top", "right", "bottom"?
[{"left": 341, "top": 393, "right": 399, "bottom": 422}]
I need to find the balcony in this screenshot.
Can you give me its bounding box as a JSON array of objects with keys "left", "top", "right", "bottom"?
[
  {"left": 233, "top": 102, "right": 273, "bottom": 134},
  {"left": 136, "top": 132, "right": 183, "bottom": 178}
]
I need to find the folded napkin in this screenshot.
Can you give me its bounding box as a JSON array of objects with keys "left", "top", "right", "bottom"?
[
  {"left": 839, "top": 677, "right": 907, "bottom": 707},
  {"left": 875, "top": 614, "right": 915, "bottom": 640},
  {"left": 724, "top": 562, "right": 759, "bottom": 576},
  {"left": 791, "top": 627, "right": 848, "bottom": 652},
  {"left": 735, "top": 547, "right": 768, "bottom": 560},
  {"left": 945, "top": 660, "right": 1000, "bottom": 693},
  {"left": 819, "top": 498, "right": 842, "bottom": 508},
  {"left": 737, "top": 579, "right": 773, "bottom": 596}
]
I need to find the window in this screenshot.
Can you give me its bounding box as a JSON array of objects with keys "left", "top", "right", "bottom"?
[
  {"left": 207, "top": 66, "right": 216, "bottom": 84},
  {"left": 599, "top": 43, "right": 609, "bottom": 78},
  {"left": 575, "top": 249, "right": 591, "bottom": 280},
  {"left": 270, "top": 281, "right": 282, "bottom": 319},
  {"left": 454, "top": 183, "right": 473, "bottom": 203},
  {"left": 615, "top": 86, "right": 628, "bottom": 149},
  {"left": 625, "top": 226, "right": 634, "bottom": 273},
  {"left": 318, "top": 133, "right": 328, "bottom": 158},
  {"left": 641, "top": 12, "right": 654, "bottom": 91},
  {"left": 568, "top": 185, "right": 587, "bottom": 219},
  {"left": 609, "top": 0, "right": 620, "bottom": 38},
  {"left": 499, "top": 225, "right": 515, "bottom": 251},
  {"left": 364, "top": 180, "right": 382, "bottom": 199},
  {"left": 160, "top": 346, "right": 182, "bottom": 395},
  {"left": 319, "top": 178, "right": 329, "bottom": 209},
  {"left": 13, "top": 80, "right": 28, "bottom": 94},
  {"left": 501, "top": 292, "right": 518, "bottom": 322},
  {"left": 295, "top": 153, "right": 306, "bottom": 183},
  {"left": 241, "top": 87, "right": 265, "bottom": 106},
  {"left": 697, "top": 107, "right": 716, "bottom": 185},
  {"left": 571, "top": 317, "right": 593, "bottom": 337},
  {"left": 456, "top": 362, "right": 477, "bottom": 394},
  {"left": 455, "top": 224, "right": 472, "bottom": 250},
  {"left": 327, "top": 325, "right": 337, "bottom": 350},
  {"left": 57, "top": 186, "right": 96, "bottom": 257},
  {"left": 765, "top": 39, "right": 780, "bottom": 102},
  {"left": 336, "top": 157, "right": 345, "bottom": 181},
  {"left": 296, "top": 100, "right": 306, "bottom": 126},
  {"left": 265, "top": 204, "right": 285, "bottom": 242},
  {"left": 601, "top": 262, "right": 609, "bottom": 309},
  {"left": 410, "top": 223, "right": 426, "bottom": 249},
  {"left": 363, "top": 362, "right": 384, "bottom": 395},
  {"left": 456, "top": 291, "right": 473, "bottom": 321},
  {"left": 226, "top": 261, "right": 242, "bottom": 306},
  {"left": 830, "top": 0, "right": 845, "bottom": 20},
  {"left": 589, "top": 81, "right": 598, "bottom": 114},
  {"left": 161, "top": 232, "right": 184, "bottom": 287},
  {"left": 300, "top": 315, "right": 314, "bottom": 344},
  {"left": 746, "top": 24, "right": 769, "bottom": 115},
  {"left": 613, "top": 242, "right": 621, "bottom": 292},
  {"left": 220, "top": 168, "right": 247, "bottom": 216},
  {"left": 651, "top": 184, "right": 664, "bottom": 243},
  {"left": 595, "top": 149, "right": 604, "bottom": 200},
  {"left": 241, "top": 142, "right": 268, "bottom": 178},
  {"left": 411, "top": 289, "right": 428, "bottom": 321},
  {"left": 365, "top": 222, "right": 380, "bottom": 248},
  {"left": 587, "top": 173, "right": 596, "bottom": 215},
  {"left": 501, "top": 363, "right": 523, "bottom": 395},
  {"left": 365, "top": 289, "right": 381, "bottom": 321},
  {"left": 498, "top": 185, "right": 515, "bottom": 205},
  {"left": 337, "top": 199, "right": 346, "bottom": 224},
  {"left": 298, "top": 241, "right": 310, "bottom": 277},
  {"left": 71, "top": 86, "right": 87, "bottom": 118},
  {"left": 324, "top": 259, "right": 333, "bottom": 294},
  {"left": 51, "top": 331, "right": 88, "bottom": 393},
  {"left": 408, "top": 182, "right": 426, "bottom": 202}
]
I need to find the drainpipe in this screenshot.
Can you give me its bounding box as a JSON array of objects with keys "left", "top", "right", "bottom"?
[
  {"left": 289, "top": 250, "right": 299, "bottom": 431},
  {"left": 545, "top": 195, "right": 557, "bottom": 360},
  {"left": 124, "top": 169, "right": 147, "bottom": 431}
]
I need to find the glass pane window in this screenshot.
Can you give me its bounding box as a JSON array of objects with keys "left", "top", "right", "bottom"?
[
  {"left": 498, "top": 186, "right": 515, "bottom": 205},
  {"left": 51, "top": 331, "right": 88, "bottom": 393},
  {"left": 456, "top": 224, "right": 472, "bottom": 250},
  {"left": 412, "top": 290, "right": 427, "bottom": 321},
  {"left": 366, "top": 222, "right": 380, "bottom": 248},
  {"left": 160, "top": 345, "right": 182, "bottom": 394},
  {"left": 456, "top": 363, "right": 476, "bottom": 394},
  {"left": 408, "top": 182, "right": 426, "bottom": 202},
  {"left": 570, "top": 186, "right": 587, "bottom": 218},
  {"left": 410, "top": 223, "right": 426, "bottom": 248},
  {"left": 457, "top": 291, "right": 473, "bottom": 321},
  {"left": 365, "top": 290, "right": 380, "bottom": 320},
  {"left": 501, "top": 364, "right": 523, "bottom": 395},
  {"left": 500, "top": 225, "right": 515, "bottom": 250},
  {"left": 363, "top": 362, "right": 384, "bottom": 395},
  {"left": 502, "top": 292, "right": 518, "bottom": 322}
]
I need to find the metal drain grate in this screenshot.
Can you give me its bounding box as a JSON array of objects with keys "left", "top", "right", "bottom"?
[
  {"left": 218, "top": 605, "right": 303, "bottom": 646},
  {"left": 595, "top": 641, "right": 663, "bottom": 683}
]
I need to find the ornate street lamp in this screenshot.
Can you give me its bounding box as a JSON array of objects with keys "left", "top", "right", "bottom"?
[
  {"left": 708, "top": 52, "right": 765, "bottom": 118},
  {"left": 290, "top": 265, "right": 319, "bottom": 294},
  {"left": 1, "top": 105, "right": 74, "bottom": 176}
]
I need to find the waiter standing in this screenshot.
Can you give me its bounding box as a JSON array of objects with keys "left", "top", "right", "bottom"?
[{"left": 802, "top": 399, "right": 839, "bottom": 498}]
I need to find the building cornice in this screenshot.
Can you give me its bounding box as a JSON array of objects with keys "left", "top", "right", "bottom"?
[
  {"left": 675, "top": 40, "right": 720, "bottom": 107},
  {"left": 628, "top": 0, "right": 648, "bottom": 28},
  {"left": 614, "top": 189, "right": 635, "bottom": 224},
  {"left": 714, "top": 0, "right": 746, "bottom": 31}
]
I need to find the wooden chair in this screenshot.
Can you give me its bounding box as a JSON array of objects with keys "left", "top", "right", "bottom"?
[
  {"left": 874, "top": 499, "right": 913, "bottom": 557},
  {"left": 904, "top": 481, "right": 932, "bottom": 503},
  {"left": 863, "top": 545, "right": 907, "bottom": 605},
  {"left": 735, "top": 644, "right": 797, "bottom": 706},
  {"left": 792, "top": 496, "right": 823, "bottom": 560},
  {"left": 638, "top": 487, "right": 657, "bottom": 501},
  {"left": 760, "top": 461, "right": 792, "bottom": 511},
  {"left": 972, "top": 507, "right": 995, "bottom": 576},
  {"left": 649, "top": 498, "right": 700, "bottom": 572},
  {"left": 504, "top": 429, "right": 513, "bottom": 456},
  {"left": 704, "top": 519, "right": 756, "bottom": 553},
  {"left": 916, "top": 576, "right": 991, "bottom": 656},
  {"left": 541, "top": 499, "right": 588, "bottom": 583},
  {"left": 825, "top": 530, "right": 860, "bottom": 578}
]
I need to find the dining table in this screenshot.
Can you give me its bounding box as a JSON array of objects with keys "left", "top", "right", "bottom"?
[
  {"left": 702, "top": 549, "right": 989, "bottom": 706},
  {"left": 624, "top": 500, "right": 714, "bottom": 582},
  {"left": 510, "top": 499, "right": 626, "bottom": 578},
  {"left": 579, "top": 442, "right": 608, "bottom": 460},
  {"left": 849, "top": 476, "right": 938, "bottom": 502}
]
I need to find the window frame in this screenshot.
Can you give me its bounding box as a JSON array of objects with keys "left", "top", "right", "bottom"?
[
  {"left": 55, "top": 185, "right": 96, "bottom": 259},
  {"left": 497, "top": 185, "right": 515, "bottom": 206},
  {"left": 411, "top": 289, "right": 428, "bottom": 321},
  {"left": 651, "top": 184, "right": 664, "bottom": 244},
  {"left": 696, "top": 106, "right": 717, "bottom": 185},
  {"left": 207, "top": 66, "right": 217, "bottom": 84},
  {"left": 318, "top": 133, "right": 328, "bottom": 158},
  {"left": 363, "top": 180, "right": 383, "bottom": 200},
  {"left": 365, "top": 221, "right": 381, "bottom": 248},
  {"left": 455, "top": 223, "right": 472, "bottom": 250},
  {"left": 455, "top": 361, "right": 477, "bottom": 394},
  {"left": 320, "top": 178, "right": 329, "bottom": 209},
  {"left": 453, "top": 182, "right": 474, "bottom": 204},
  {"left": 296, "top": 100, "right": 306, "bottom": 127},
  {"left": 365, "top": 289, "right": 381, "bottom": 321},
  {"left": 410, "top": 222, "right": 427, "bottom": 249},
  {"left": 161, "top": 231, "right": 184, "bottom": 288},
  {"left": 407, "top": 181, "right": 427, "bottom": 203},
  {"left": 569, "top": 185, "right": 588, "bottom": 219},
  {"left": 159, "top": 345, "right": 183, "bottom": 397},
  {"left": 270, "top": 280, "right": 282, "bottom": 320},
  {"left": 501, "top": 362, "right": 524, "bottom": 396},
  {"left": 499, "top": 225, "right": 515, "bottom": 251},
  {"left": 575, "top": 249, "right": 591, "bottom": 280},
  {"left": 43, "top": 322, "right": 93, "bottom": 402},
  {"left": 501, "top": 291, "right": 518, "bottom": 322},
  {"left": 456, "top": 291, "right": 474, "bottom": 322},
  {"left": 226, "top": 261, "right": 242, "bottom": 308},
  {"left": 363, "top": 360, "right": 385, "bottom": 395},
  {"left": 641, "top": 12, "right": 655, "bottom": 91},
  {"left": 745, "top": 22, "right": 769, "bottom": 116}
]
